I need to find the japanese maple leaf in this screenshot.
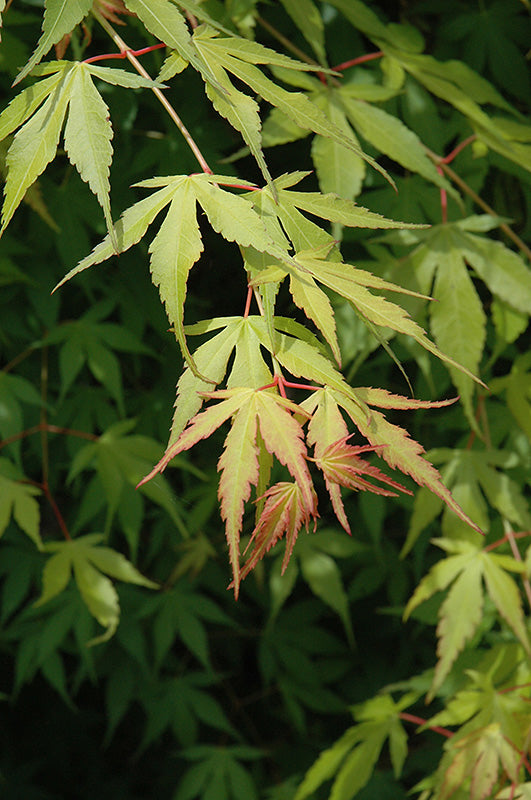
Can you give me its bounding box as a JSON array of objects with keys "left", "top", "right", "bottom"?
[
  {"left": 239, "top": 481, "right": 318, "bottom": 583},
  {"left": 314, "top": 437, "right": 412, "bottom": 534},
  {"left": 139, "top": 387, "right": 314, "bottom": 595}
]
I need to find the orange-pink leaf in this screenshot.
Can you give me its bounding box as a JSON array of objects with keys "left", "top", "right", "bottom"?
[
  {"left": 314, "top": 436, "right": 412, "bottom": 533},
  {"left": 238, "top": 481, "right": 318, "bottom": 583}
]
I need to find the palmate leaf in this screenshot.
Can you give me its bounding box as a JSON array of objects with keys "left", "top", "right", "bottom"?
[
  {"left": 190, "top": 27, "right": 392, "bottom": 187},
  {"left": 14, "top": 0, "right": 93, "bottom": 85},
  {"left": 304, "top": 386, "right": 483, "bottom": 536},
  {"left": 1, "top": 61, "right": 159, "bottom": 241},
  {"left": 54, "top": 174, "right": 289, "bottom": 379},
  {"left": 35, "top": 533, "right": 157, "bottom": 643},
  {"left": 0, "top": 459, "right": 42, "bottom": 549},
  {"left": 139, "top": 387, "right": 314, "bottom": 594},
  {"left": 295, "top": 693, "right": 413, "bottom": 800},
  {"left": 404, "top": 539, "right": 531, "bottom": 697}
]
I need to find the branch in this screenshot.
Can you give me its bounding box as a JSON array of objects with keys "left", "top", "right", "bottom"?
[{"left": 92, "top": 9, "right": 213, "bottom": 174}]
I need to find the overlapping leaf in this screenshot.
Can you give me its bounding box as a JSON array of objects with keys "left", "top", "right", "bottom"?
[
  {"left": 0, "top": 60, "right": 160, "bottom": 242},
  {"left": 54, "top": 174, "right": 292, "bottom": 379},
  {"left": 404, "top": 538, "right": 531, "bottom": 697},
  {"left": 0, "top": 458, "right": 42, "bottom": 548},
  {"left": 295, "top": 693, "right": 414, "bottom": 800},
  {"left": 139, "top": 387, "right": 314, "bottom": 594}
]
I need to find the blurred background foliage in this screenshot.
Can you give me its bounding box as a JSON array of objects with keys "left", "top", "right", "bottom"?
[{"left": 1, "top": 0, "right": 531, "bottom": 798}]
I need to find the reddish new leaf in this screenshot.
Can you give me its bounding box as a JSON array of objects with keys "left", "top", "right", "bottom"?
[
  {"left": 239, "top": 481, "right": 318, "bottom": 582},
  {"left": 313, "top": 436, "right": 412, "bottom": 534}
]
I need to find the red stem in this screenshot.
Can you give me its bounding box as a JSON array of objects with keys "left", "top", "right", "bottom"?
[
  {"left": 243, "top": 286, "right": 253, "bottom": 318},
  {"left": 484, "top": 531, "right": 531, "bottom": 552},
  {"left": 0, "top": 423, "right": 98, "bottom": 452},
  {"left": 440, "top": 135, "right": 476, "bottom": 165},
  {"left": 83, "top": 42, "right": 166, "bottom": 64},
  {"left": 43, "top": 483, "right": 72, "bottom": 540},
  {"left": 399, "top": 712, "right": 454, "bottom": 739},
  {"left": 333, "top": 51, "right": 383, "bottom": 72},
  {"left": 437, "top": 166, "right": 448, "bottom": 224},
  {"left": 257, "top": 374, "right": 318, "bottom": 396}
]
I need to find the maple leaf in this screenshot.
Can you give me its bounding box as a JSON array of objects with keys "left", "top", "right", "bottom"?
[
  {"left": 0, "top": 61, "right": 160, "bottom": 244},
  {"left": 139, "top": 387, "right": 314, "bottom": 595},
  {"left": 239, "top": 481, "right": 318, "bottom": 584},
  {"left": 35, "top": 533, "right": 158, "bottom": 643},
  {"left": 404, "top": 538, "right": 531, "bottom": 698},
  {"left": 313, "top": 437, "right": 412, "bottom": 534},
  {"left": 54, "top": 175, "right": 290, "bottom": 381}
]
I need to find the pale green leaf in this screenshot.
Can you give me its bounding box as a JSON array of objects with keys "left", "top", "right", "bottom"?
[
  {"left": 73, "top": 557, "right": 119, "bottom": 643},
  {"left": 341, "top": 95, "right": 454, "bottom": 193},
  {"left": 124, "top": 0, "right": 217, "bottom": 86},
  {"left": 226, "top": 320, "right": 272, "bottom": 389},
  {"left": 311, "top": 92, "right": 365, "bottom": 202},
  {"left": 148, "top": 181, "right": 204, "bottom": 376},
  {"left": 15, "top": 0, "right": 93, "bottom": 84},
  {"left": 197, "top": 29, "right": 324, "bottom": 72},
  {"left": 169, "top": 319, "right": 244, "bottom": 444},
  {"left": 221, "top": 56, "right": 392, "bottom": 185},
  {"left": 204, "top": 64, "right": 273, "bottom": 189},
  {"left": 431, "top": 559, "right": 483, "bottom": 696},
  {"left": 473, "top": 458, "right": 531, "bottom": 528},
  {"left": 481, "top": 553, "right": 531, "bottom": 653},
  {"left": 192, "top": 177, "right": 278, "bottom": 254},
  {"left": 84, "top": 546, "right": 158, "bottom": 588},
  {"left": 283, "top": 189, "right": 424, "bottom": 229},
  {"left": 404, "top": 548, "right": 478, "bottom": 619},
  {"left": 85, "top": 63, "right": 164, "bottom": 89},
  {"left": 158, "top": 52, "right": 188, "bottom": 82},
  {"left": 430, "top": 242, "right": 486, "bottom": 427},
  {"left": 295, "top": 727, "right": 361, "bottom": 800},
  {"left": 261, "top": 106, "right": 309, "bottom": 148},
  {"left": 34, "top": 549, "right": 72, "bottom": 607},
  {"left": 63, "top": 64, "right": 115, "bottom": 244},
  {"left": 0, "top": 72, "right": 63, "bottom": 142},
  {"left": 288, "top": 268, "right": 340, "bottom": 363},
  {"left": 1, "top": 67, "right": 75, "bottom": 234}
]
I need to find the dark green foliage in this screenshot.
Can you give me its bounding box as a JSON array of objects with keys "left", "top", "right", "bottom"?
[{"left": 1, "top": 1, "right": 531, "bottom": 798}]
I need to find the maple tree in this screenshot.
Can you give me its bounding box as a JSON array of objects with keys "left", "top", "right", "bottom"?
[{"left": 1, "top": 0, "right": 531, "bottom": 798}]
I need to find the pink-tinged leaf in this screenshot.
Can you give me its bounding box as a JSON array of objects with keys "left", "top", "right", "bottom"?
[
  {"left": 254, "top": 391, "right": 314, "bottom": 511},
  {"left": 138, "top": 388, "right": 253, "bottom": 484},
  {"left": 354, "top": 386, "right": 459, "bottom": 411},
  {"left": 334, "top": 390, "right": 484, "bottom": 536},
  {"left": 217, "top": 398, "right": 259, "bottom": 596},
  {"left": 239, "top": 481, "right": 318, "bottom": 582},
  {"left": 314, "top": 436, "right": 412, "bottom": 534}
]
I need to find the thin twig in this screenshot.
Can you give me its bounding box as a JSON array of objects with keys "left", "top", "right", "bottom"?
[
  {"left": 0, "top": 423, "right": 98, "bottom": 452},
  {"left": 92, "top": 9, "right": 212, "bottom": 174}
]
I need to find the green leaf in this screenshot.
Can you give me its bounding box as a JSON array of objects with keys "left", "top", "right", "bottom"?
[
  {"left": 341, "top": 93, "right": 455, "bottom": 193},
  {"left": 311, "top": 91, "right": 366, "bottom": 203},
  {"left": 1, "top": 64, "right": 75, "bottom": 234},
  {"left": 35, "top": 534, "right": 157, "bottom": 642},
  {"left": 63, "top": 64, "right": 116, "bottom": 247},
  {"left": 14, "top": 0, "right": 93, "bottom": 84},
  {"left": 148, "top": 181, "right": 204, "bottom": 378},
  {"left": 429, "top": 236, "right": 486, "bottom": 427},
  {"left": 278, "top": 0, "right": 326, "bottom": 64},
  {"left": 0, "top": 72, "right": 63, "bottom": 141},
  {"left": 0, "top": 466, "right": 42, "bottom": 548}
]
